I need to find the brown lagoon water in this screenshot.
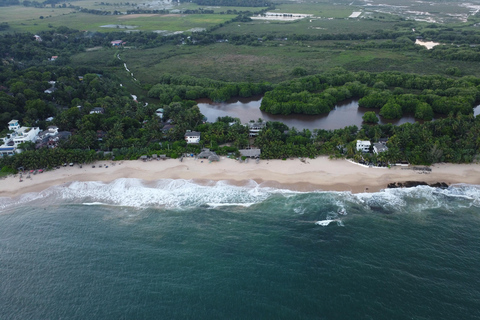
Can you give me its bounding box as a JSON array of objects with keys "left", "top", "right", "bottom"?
[{"left": 197, "top": 96, "right": 418, "bottom": 130}]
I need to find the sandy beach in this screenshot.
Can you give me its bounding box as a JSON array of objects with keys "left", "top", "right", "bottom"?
[{"left": 1, "top": 157, "right": 479, "bottom": 198}]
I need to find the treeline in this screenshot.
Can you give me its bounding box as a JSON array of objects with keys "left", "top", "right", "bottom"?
[
  {"left": 260, "top": 69, "right": 480, "bottom": 119},
  {"left": 22, "top": 0, "right": 68, "bottom": 7},
  {"left": 0, "top": 0, "right": 19, "bottom": 6},
  {"left": 255, "top": 114, "right": 480, "bottom": 164},
  {"left": 0, "top": 148, "right": 103, "bottom": 174},
  {"left": 148, "top": 73, "right": 272, "bottom": 103},
  {"left": 420, "top": 25, "right": 480, "bottom": 45},
  {"left": 429, "top": 45, "right": 480, "bottom": 62},
  {"left": 0, "top": 28, "right": 107, "bottom": 62},
  {"left": 261, "top": 80, "right": 366, "bottom": 115},
  {"left": 0, "top": 28, "right": 188, "bottom": 62},
  {"left": 358, "top": 88, "right": 476, "bottom": 120}
]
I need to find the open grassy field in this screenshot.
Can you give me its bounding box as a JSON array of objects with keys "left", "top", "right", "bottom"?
[
  {"left": 0, "top": 5, "right": 75, "bottom": 31},
  {"left": 71, "top": 40, "right": 480, "bottom": 87},
  {"left": 1, "top": 10, "right": 236, "bottom": 33}
]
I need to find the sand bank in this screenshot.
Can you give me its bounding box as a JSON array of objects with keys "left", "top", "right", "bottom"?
[{"left": 1, "top": 157, "right": 479, "bottom": 198}]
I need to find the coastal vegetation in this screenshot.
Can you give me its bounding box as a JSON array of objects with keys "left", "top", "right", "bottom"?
[{"left": 0, "top": 0, "right": 480, "bottom": 171}]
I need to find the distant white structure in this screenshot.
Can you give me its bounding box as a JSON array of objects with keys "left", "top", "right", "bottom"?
[
  {"left": 185, "top": 131, "right": 200, "bottom": 144},
  {"left": 356, "top": 140, "right": 371, "bottom": 152},
  {"left": 0, "top": 120, "right": 41, "bottom": 157},
  {"left": 415, "top": 39, "right": 440, "bottom": 49},
  {"left": 251, "top": 12, "right": 313, "bottom": 21},
  {"left": 349, "top": 12, "right": 362, "bottom": 18}
]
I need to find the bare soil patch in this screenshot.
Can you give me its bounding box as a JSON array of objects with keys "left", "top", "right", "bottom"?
[{"left": 86, "top": 46, "right": 103, "bottom": 51}]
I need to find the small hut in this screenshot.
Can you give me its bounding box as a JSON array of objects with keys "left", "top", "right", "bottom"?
[
  {"left": 197, "top": 148, "right": 220, "bottom": 162},
  {"left": 239, "top": 148, "right": 261, "bottom": 158}
]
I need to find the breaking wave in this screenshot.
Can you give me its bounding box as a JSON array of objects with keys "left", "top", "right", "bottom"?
[{"left": 1, "top": 179, "right": 479, "bottom": 215}]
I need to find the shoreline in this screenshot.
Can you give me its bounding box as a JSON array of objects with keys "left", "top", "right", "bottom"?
[{"left": 1, "top": 157, "right": 479, "bottom": 198}]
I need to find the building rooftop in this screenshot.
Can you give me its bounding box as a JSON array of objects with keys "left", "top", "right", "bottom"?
[
  {"left": 185, "top": 131, "right": 201, "bottom": 137},
  {"left": 239, "top": 149, "right": 261, "bottom": 158}
]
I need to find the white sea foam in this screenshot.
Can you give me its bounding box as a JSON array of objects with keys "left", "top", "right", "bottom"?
[
  {"left": 1, "top": 179, "right": 480, "bottom": 213},
  {"left": 351, "top": 184, "right": 480, "bottom": 213},
  {"left": 315, "top": 219, "right": 343, "bottom": 226},
  {"left": 53, "top": 178, "right": 280, "bottom": 209},
  {"left": 315, "top": 219, "right": 335, "bottom": 226},
  {"left": 206, "top": 203, "right": 255, "bottom": 208},
  {"left": 0, "top": 189, "right": 52, "bottom": 211}
]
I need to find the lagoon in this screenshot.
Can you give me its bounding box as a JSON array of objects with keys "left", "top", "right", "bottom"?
[{"left": 198, "top": 96, "right": 417, "bottom": 131}]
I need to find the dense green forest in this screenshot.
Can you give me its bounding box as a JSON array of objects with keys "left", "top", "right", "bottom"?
[{"left": 0, "top": 10, "right": 480, "bottom": 174}]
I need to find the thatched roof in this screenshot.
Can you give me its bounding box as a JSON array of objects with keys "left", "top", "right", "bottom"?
[
  {"left": 239, "top": 148, "right": 261, "bottom": 158},
  {"left": 197, "top": 148, "right": 220, "bottom": 161},
  {"left": 208, "top": 154, "right": 220, "bottom": 161}
]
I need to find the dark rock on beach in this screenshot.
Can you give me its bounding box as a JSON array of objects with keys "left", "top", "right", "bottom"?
[{"left": 387, "top": 181, "right": 449, "bottom": 189}]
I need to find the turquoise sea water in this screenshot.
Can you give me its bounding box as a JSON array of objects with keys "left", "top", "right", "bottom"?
[{"left": 1, "top": 179, "right": 480, "bottom": 319}]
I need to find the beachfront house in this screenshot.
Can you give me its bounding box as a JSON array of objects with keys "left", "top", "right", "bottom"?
[
  {"left": 356, "top": 140, "right": 371, "bottom": 153},
  {"left": 185, "top": 131, "right": 201, "bottom": 144},
  {"left": 0, "top": 120, "right": 41, "bottom": 157}
]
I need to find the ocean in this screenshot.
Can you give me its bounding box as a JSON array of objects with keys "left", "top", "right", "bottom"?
[{"left": 1, "top": 179, "right": 479, "bottom": 320}]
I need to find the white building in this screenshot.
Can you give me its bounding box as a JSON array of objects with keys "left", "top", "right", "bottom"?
[
  {"left": 0, "top": 120, "right": 41, "bottom": 157},
  {"left": 185, "top": 131, "right": 200, "bottom": 144},
  {"left": 155, "top": 108, "right": 164, "bottom": 119},
  {"left": 356, "top": 140, "right": 371, "bottom": 152}
]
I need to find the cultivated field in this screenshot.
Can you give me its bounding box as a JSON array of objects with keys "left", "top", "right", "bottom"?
[
  {"left": 72, "top": 0, "right": 265, "bottom": 13},
  {"left": 1, "top": 10, "right": 236, "bottom": 33},
  {"left": 0, "top": 6, "right": 75, "bottom": 29}
]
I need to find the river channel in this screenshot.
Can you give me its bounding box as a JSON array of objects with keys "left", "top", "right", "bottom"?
[{"left": 197, "top": 96, "right": 418, "bottom": 131}]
